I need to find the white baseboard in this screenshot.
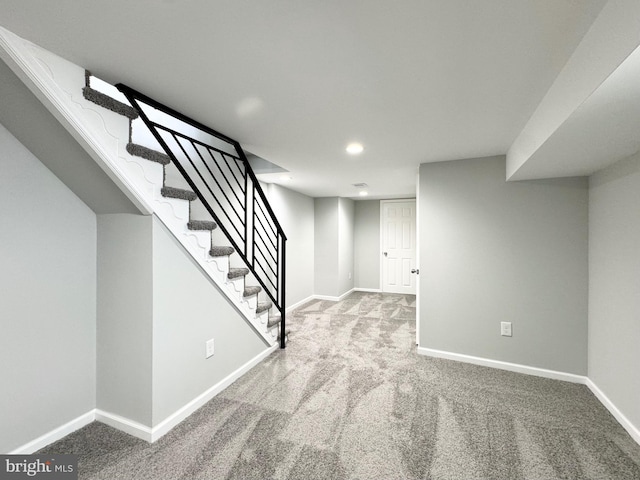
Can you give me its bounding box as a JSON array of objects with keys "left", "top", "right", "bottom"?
[
  {"left": 313, "top": 288, "right": 356, "bottom": 302},
  {"left": 312, "top": 294, "right": 340, "bottom": 302},
  {"left": 289, "top": 289, "right": 382, "bottom": 310},
  {"left": 286, "top": 295, "right": 316, "bottom": 313},
  {"left": 10, "top": 346, "right": 640, "bottom": 453},
  {"left": 287, "top": 290, "right": 380, "bottom": 312},
  {"left": 95, "top": 410, "right": 152, "bottom": 442},
  {"left": 415, "top": 347, "right": 640, "bottom": 448},
  {"left": 304, "top": 287, "right": 386, "bottom": 303},
  {"left": 338, "top": 288, "right": 356, "bottom": 300},
  {"left": 149, "top": 343, "right": 278, "bottom": 442},
  {"left": 9, "top": 410, "right": 95, "bottom": 454},
  {"left": 416, "top": 346, "right": 587, "bottom": 384},
  {"left": 11, "top": 344, "right": 279, "bottom": 451},
  {"left": 585, "top": 378, "right": 640, "bottom": 446}
]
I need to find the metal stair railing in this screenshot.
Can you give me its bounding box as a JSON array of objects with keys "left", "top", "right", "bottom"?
[{"left": 117, "top": 84, "right": 287, "bottom": 348}]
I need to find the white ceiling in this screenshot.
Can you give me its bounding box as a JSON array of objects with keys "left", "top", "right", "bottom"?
[{"left": 0, "top": 0, "right": 608, "bottom": 198}]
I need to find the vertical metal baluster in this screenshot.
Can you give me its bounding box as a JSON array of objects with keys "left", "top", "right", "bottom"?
[
  {"left": 280, "top": 236, "right": 286, "bottom": 349},
  {"left": 244, "top": 159, "right": 249, "bottom": 258},
  {"left": 252, "top": 183, "right": 256, "bottom": 271}
]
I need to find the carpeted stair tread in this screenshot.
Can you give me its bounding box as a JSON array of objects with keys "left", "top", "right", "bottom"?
[
  {"left": 243, "top": 286, "right": 262, "bottom": 297},
  {"left": 126, "top": 143, "right": 170, "bottom": 165},
  {"left": 210, "top": 246, "right": 235, "bottom": 257},
  {"left": 82, "top": 87, "right": 138, "bottom": 120},
  {"left": 227, "top": 267, "right": 249, "bottom": 279},
  {"left": 256, "top": 302, "right": 272, "bottom": 315},
  {"left": 267, "top": 315, "right": 281, "bottom": 329},
  {"left": 187, "top": 220, "right": 217, "bottom": 231},
  {"left": 161, "top": 186, "right": 197, "bottom": 201}
]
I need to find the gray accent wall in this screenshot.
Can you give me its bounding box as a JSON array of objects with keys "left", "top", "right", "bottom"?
[
  {"left": 97, "top": 214, "right": 153, "bottom": 426},
  {"left": 266, "top": 184, "right": 315, "bottom": 307},
  {"left": 589, "top": 151, "right": 640, "bottom": 430},
  {"left": 96, "top": 214, "right": 270, "bottom": 428},
  {"left": 314, "top": 197, "right": 355, "bottom": 297},
  {"left": 314, "top": 198, "right": 339, "bottom": 297},
  {"left": 419, "top": 156, "right": 589, "bottom": 374},
  {"left": 0, "top": 123, "right": 97, "bottom": 453},
  {"left": 338, "top": 198, "right": 355, "bottom": 295},
  {"left": 354, "top": 200, "right": 381, "bottom": 290},
  {"left": 151, "top": 218, "right": 267, "bottom": 425}
]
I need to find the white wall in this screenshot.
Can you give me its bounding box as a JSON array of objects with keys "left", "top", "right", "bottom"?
[
  {"left": 338, "top": 198, "right": 355, "bottom": 295},
  {"left": 314, "top": 197, "right": 355, "bottom": 298},
  {"left": 588, "top": 151, "right": 640, "bottom": 432},
  {"left": 152, "top": 218, "right": 268, "bottom": 425},
  {"left": 354, "top": 200, "right": 381, "bottom": 290},
  {"left": 97, "top": 214, "right": 153, "bottom": 426},
  {"left": 314, "top": 198, "right": 339, "bottom": 297},
  {"left": 0, "top": 123, "right": 96, "bottom": 453},
  {"left": 419, "top": 156, "right": 589, "bottom": 374},
  {"left": 266, "top": 184, "right": 315, "bottom": 307}
]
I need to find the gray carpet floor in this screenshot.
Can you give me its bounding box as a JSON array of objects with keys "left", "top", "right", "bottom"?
[{"left": 39, "top": 292, "right": 640, "bottom": 479}]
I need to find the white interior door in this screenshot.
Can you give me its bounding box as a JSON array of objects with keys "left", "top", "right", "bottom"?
[{"left": 381, "top": 200, "right": 416, "bottom": 294}]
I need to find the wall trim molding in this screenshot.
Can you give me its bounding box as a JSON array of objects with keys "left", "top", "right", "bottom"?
[
  {"left": 416, "top": 346, "right": 587, "bottom": 383},
  {"left": 9, "top": 410, "right": 95, "bottom": 454},
  {"left": 9, "top": 344, "right": 279, "bottom": 451},
  {"left": 312, "top": 288, "right": 355, "bottom": 302},
  {"left": 149, "top": 343, "right": 278, "bottom": 442},
  {"left": 286, "top": 295, "right": 316, "bottom": 313},
  {"left": 297, "top": 289, "right": 381, "bottom": 305},
  {"left": 337, "top": 288, "right": 356, "bottom": 300},
  {"left": 11, "top": 345, "right": 639, "bottom": 451},
  {"left": 585, "top": 378, "right": 640, "bottom": 446},
  {"left": 417, "top": 346, "right": 640, "bottom": 448},
  {"left": 95, "top": 410, "right": 152, "bottom": 442},
  {"left": 312, "top": 295, "right": 340, "bottom": 301}
]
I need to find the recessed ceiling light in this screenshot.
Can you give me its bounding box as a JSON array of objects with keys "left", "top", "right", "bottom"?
[
  {"left": 359, "top": 191, "right": 368, "bottom": 197},
  {"left": 236, "top": 96, "right": 265, "bottom": 118},
  {"left": 346, "top": 143, "right": 364, "bottom": 155}
]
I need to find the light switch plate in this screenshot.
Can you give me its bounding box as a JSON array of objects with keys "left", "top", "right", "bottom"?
[{"left": 501, "top": 322, "right": 512, "bottom": 337}]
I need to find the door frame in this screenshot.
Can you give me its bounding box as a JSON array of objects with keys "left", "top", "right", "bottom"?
[
  {"left": 379, "top": 198, "right": 417, "bottom": 295},
  {"left": 415, "top": 172, "right": 420, "bottom": 346}
]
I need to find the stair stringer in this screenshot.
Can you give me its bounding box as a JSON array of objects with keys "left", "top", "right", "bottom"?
[{"left": 0, "top": 27, "right": 278, "bottom": 346}]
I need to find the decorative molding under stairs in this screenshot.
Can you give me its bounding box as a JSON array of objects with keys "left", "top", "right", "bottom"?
[{"left": 0, "top": 26, "right": 288, "bottom": 348}]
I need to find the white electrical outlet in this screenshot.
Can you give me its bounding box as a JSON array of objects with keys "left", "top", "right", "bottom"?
[
  {"left": 501, "top": 322, "right": 512, "bottom": 337},
  {"left": 206, "top": 338, "right": 215, "bottom": 358}
]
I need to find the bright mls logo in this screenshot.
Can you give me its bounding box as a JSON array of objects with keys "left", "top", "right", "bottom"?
[{"left": 0, "top": 455, "right": 77, "bottom": 480}]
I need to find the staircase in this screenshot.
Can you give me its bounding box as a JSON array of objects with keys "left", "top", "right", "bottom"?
[
  {"left": 82, "top": 72, "right": 288, "bottom": 347},
  {"left": 0, "top": 24, "right": 288, "bottom": 348}
]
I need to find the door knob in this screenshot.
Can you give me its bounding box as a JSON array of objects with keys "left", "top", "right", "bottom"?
[
  {"left": 411, "top": 269, "right": 419, "bottom": 274},
  {"left": 383, "top": 252, "right": 388, "bottom": 257}
]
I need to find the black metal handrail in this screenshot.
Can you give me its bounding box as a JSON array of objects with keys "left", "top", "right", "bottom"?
[{"left": 116, "top": 84, "right": 287, "bottom": 348}]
